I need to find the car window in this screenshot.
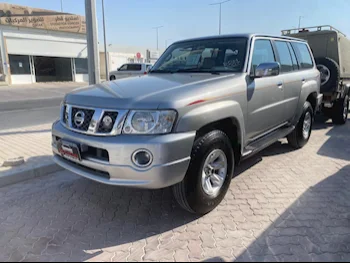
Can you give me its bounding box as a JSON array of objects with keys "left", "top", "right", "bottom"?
[
  {"left": 151, "top": 37, "right": 248, "bottom": 73},
  {"left": 119, "top": 64, "right": 128, "bottom": 71},
  {"left": 251, "top": 39, "right": 276, "bottom": 72},
  {"left": 287, "top": 42, "right": 299, "bottom": 70},
  {"left": 127, "top": 64, "right": 142, "bottom": 71},
  {"left": 291, "top": 42, "right": 313, "bottom": 69},
  {"left": 275, "top": 41, "right": 293, "bottom": 73}
]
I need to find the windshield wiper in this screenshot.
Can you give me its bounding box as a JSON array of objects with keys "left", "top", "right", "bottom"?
[
  {"left": 175, "top": 68, "right": 221, "bottom": 75},
  {"left": 150, "top": 69, "right": 176, "bottom": 73},
  {"left": 150, "top": 68, "right": 221, "bottom": 75}
]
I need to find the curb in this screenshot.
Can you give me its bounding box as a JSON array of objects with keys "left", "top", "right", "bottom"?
[
  {"left": 0, "top": 162, "right": 63, "bottom": 188},
  {"left": 0, "top": 97, "right": 63, "bottom": 112}
]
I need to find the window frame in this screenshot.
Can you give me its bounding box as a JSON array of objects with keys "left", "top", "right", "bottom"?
[
  {"left": 74, "top": 58, "right": 88, "bottom": 75},
  {"left": 9, "top": 54, "right": 31, "bottom": 75},
  {"left": 151, "top": 37, "right": 250, "bottom": 73},
  {"left": 272, "top": 40, "right": 295, "bottom": 74},
  {"left": 290, "top": 41, "right": 315, "bottom": 70},
  {"left": 248, "top": 37, "right": 277, "bottom": 76},
  {"left": 126, "top": 64, "right": 142, "bottom": 71},
  {"left": 247, "top": 37, "right": 315, "bottom": 75}
]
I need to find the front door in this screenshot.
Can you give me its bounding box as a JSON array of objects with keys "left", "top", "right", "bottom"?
[{"left": 246, "top": 39, "right": 285, "bottom": 140}]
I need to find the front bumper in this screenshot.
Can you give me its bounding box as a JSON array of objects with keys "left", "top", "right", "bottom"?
[{"left": 52, "top": 121, "right": 195, "bottom": 189}]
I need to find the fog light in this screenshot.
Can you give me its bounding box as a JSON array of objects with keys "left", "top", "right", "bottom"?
[{"left": 132, "top": 149, "right": 153, "bottom": 167}]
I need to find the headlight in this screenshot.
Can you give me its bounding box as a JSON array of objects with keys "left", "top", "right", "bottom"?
[{"left": 123, "top": 110, "right": 177, "bottom": 134}]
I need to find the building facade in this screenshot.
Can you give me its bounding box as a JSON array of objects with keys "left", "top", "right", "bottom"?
[
  {"left": 0, "top": 3, "right": 89, "bottom": 85},
  {"left": 0, "top": 3, "right": 164, "bottom": 85}
]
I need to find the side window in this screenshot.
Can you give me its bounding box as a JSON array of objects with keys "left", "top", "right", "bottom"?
[
  {"left": 274, "top": 41, "right": 293, "bottom": 73},
  {"left": 127, "top": 64, "right": 142, "bottom": 71},
  {"left": 119, "top": 64, "right": 128, "bottom": 71},
  {"left": 292, "top": 42, "right": 314, "bottom": 69},
  {"left": 251, "top": 39, "right": 276, "bottom": 72},
  {"left": 287, "top": 43, "right": 299, "bottom": 70}
]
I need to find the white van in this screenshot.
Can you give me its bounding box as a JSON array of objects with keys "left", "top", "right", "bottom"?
[{"left": 109, "top": 63, "right": 153, "bottom": 81}]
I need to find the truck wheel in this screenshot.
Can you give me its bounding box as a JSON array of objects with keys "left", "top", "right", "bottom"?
[
  {"left": 315, "top": 57, "right": 340, "bottom": 93},
  {"left": 332, "top": 95, "right": 349, "bottom": 125},
  {"left": 287, "top": 101, "right": 313, "bottom": 149},
  {"left": 172, "top": 130, "right": 234, "bottom": 215}
]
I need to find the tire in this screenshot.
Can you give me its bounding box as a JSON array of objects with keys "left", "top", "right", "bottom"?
[
  {"left": 110, "top": 75, "right": 116, "bottom": 81},
  {"left": 287, "top": 101, "right": 313, "bottom": 149},
  {"left": 315, "top": 57, "right": 340, "bottom": 93},
  {"left": 172, "top": 130, "right": 234, "bottom": 215},
  {"left": 332, "top": 95, "right": 349, "bottom": 125}
]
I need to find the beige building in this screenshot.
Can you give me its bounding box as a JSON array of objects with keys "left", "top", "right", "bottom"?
[{"left": 0, "top": 3, "right": 163, "bottom": 85}]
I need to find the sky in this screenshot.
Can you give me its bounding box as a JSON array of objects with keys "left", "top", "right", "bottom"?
[{"left": 3, "top": 0, "right": 350, "bottom": 50}]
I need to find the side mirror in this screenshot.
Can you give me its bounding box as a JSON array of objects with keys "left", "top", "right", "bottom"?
[{"left": 251, "top": 62, "right": 280, "bottom": 78}]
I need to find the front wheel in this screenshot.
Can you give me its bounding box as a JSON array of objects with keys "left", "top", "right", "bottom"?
[
  {"left": 172, "top": 130, "right": 234, "bottom": 215},
  {"left": 332, "top": 95, "right": 349, "bottom": 125},
  {"left": 287, "top": 101, "right": 313, "bottom": 149}
]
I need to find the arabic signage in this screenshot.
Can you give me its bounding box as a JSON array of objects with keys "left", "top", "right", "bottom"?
[{"left": 0, "top": 3, "right": 86, "bottom": 34}]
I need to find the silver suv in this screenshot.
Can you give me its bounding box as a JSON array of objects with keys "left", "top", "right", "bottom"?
[{"left": 52, "top": 34, "right": 323, "bottom": 215}]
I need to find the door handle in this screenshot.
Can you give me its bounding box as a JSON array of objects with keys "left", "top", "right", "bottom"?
[
  {"left": 277, "top": 82, "right": 283, "bottom": 89},
  {"left": 302, "top": 78, "right": 306, "bottom": 83}
]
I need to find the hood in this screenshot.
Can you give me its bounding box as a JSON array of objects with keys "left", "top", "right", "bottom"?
[{"left": 65, "top": 73, "right": 245, "bottom": 109}]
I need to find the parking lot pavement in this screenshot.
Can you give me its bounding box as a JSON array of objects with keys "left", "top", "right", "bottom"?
[
  {"left": 0, "top": 124, "right": 53, "bottom": 176},
  {"left": 1, "top": 118, "right": 350, "bottom": 262}
]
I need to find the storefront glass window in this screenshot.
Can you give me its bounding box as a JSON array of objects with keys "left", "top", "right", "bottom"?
[
  {"left": 9, "top": 55, "right": 31, "bottom": 75},
  {"left": 75, "top": 58, "right": 88, "bottom": 74}
]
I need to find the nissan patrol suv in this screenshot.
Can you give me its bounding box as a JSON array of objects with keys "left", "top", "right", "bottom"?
[{"left": 52, "top": 34, "right": 322, "bottom": 215}]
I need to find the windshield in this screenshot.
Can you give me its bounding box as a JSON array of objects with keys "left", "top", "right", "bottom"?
[{"left": 150, "top": 37, "right": 248, "bottom": 74}]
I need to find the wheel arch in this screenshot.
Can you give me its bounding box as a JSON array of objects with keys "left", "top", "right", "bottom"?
[{"left": 175, "top": 101, "right": 246, "bottom": 163}]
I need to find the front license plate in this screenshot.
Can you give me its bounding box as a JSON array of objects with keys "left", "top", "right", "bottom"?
[{"left": 57, "top": 140, "right": 81, "bottom": 162}]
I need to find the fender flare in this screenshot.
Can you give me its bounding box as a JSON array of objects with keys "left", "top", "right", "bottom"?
[{"left": 175, "top": 101, "right": 246, "bottom": 153}]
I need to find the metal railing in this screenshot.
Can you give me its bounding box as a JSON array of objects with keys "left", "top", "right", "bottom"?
[{"left": 281, "top": 25, "right": 346, "bottom": 37}]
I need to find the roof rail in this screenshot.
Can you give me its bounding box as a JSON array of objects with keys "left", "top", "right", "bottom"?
[{"left": 281, "top": 25, "right": 346, "bottom": 37}]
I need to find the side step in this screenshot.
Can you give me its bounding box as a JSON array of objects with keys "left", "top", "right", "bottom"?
[{"left": 242, "top": 125, "right": 295, "bottom": 160}]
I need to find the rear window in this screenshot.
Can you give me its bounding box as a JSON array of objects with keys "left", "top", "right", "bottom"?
[
  {"left": 291, "top": 42, "right": 314, "bottom": 69},
  {"left": 127, "top": 64, "right": 142, "bottom": 71}
]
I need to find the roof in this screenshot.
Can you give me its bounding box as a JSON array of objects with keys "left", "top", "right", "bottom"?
[{"left": 173, "top": 34, "right": 307, "bottom": 44}]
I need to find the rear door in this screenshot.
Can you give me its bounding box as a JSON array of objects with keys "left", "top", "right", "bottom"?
[{"left": 273, "top": 40, "right": 302, "bottom": 122}]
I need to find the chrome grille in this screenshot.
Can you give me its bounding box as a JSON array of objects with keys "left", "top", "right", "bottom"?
[
  {"left": 71, "top": 107, "right": 95, "bottom": 131},
  {"left": 61, "top": 104, "right": 128, "bottom": 136},
  {"left": 98, "top": 112, "right": 119, "bottom": 133}
]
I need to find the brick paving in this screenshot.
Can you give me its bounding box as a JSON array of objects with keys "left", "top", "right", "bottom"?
[
  {"left": 0, "top": 124, "right": 52, "bottom": 175},
  {"left": 0, "top": 118, "right": 350, "bottom": 262}
]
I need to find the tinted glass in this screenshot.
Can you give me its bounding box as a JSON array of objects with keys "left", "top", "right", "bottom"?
[
  {"left": 275, "top": 41, "right": 293, "bottom": 73},
  {"left": 151, "top": 37, "right": 248, "bottom": 73},
  {"left": 9, "top": 55, "right": 31, "bottom": 75},
  {"left": 251, "top": 40, "right": 276, "bottom": 71},
  {"left": 292, "top": 42, "right": 313, "bottom": 69},
  {"left": 75, "top": 58, "right": 88, "bottom": 74},
  {"left": 119, "top": 64, "right": 127, "bottom": 71},
  {"left": 287, "top": 42, "right": 299, "bottom": 70},
  {"left": 127, "top": 64, "right": 142, "bottom": 71}
]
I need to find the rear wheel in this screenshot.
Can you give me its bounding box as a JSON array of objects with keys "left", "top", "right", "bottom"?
[
  {"left": 288, "top": 102, "right": 313, "bottom": 149},
  {"left": 332, "top": 95, "right": 349, "bottom": 125},
  {"left": 172, "top": 130, "right": 234, "bottom": 215},
  {"left": 110, "top": 75, "right": 116, "bottom": 81}
]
